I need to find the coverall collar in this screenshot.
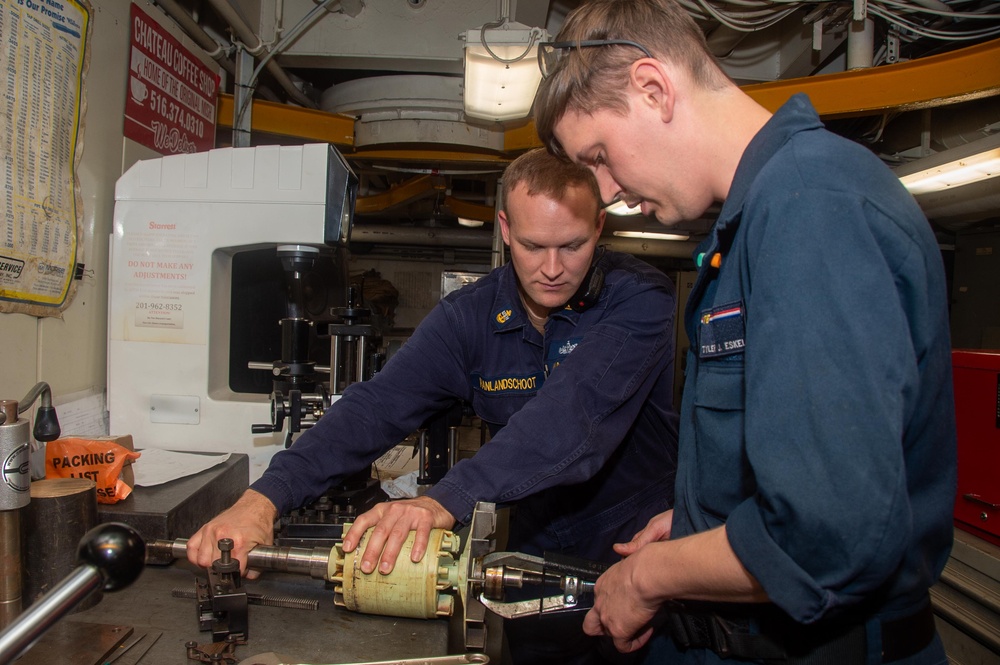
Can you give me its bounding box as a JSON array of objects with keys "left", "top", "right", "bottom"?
[
  {"left": 716, "top": 93, "right": 824, "bottom": 236},
  {"left": 489, "top": 261, "right": 582, "bottom": 337}
]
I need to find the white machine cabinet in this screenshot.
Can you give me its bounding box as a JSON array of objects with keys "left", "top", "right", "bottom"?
[{"left": 108, "top": 144, "right": 355, "bottom": 478}]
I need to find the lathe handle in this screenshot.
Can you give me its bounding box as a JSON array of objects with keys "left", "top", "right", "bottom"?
[{"left": 0, "top": 523, "right": 145, "bottom": 664}]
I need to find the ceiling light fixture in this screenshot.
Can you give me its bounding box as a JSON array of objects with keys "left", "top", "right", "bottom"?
[
  {"left": 613, "top": 230, "right": 691, "bottom": 241},
  {"left": 461, "top": 2, "right": 547, "bottom": 122},
  {"left": 605, "top": 200, "right": 643, "bottom": 216},
  {"left": 896, "top": 133, "right": 1000, "bottom": 196}
]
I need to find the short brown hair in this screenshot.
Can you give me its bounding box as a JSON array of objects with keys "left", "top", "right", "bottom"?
[
  {"left": 534, "top": 0, "right": 730, "bottom": 158},
  {"left": 502, "top": 148, "right": 602, "bottom": 215}
]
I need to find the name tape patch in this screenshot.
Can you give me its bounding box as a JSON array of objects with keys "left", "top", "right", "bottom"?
[
  {"left": 698, "top": 301, "right": 746, "bottom": 359},
  {"left": 473, "top": 371, "right": 545, "bottom": 394}
]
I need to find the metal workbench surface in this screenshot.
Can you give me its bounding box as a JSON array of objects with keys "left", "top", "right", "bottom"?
[{"left": 58, "top": 559, "right": 451, "bottom": 665}]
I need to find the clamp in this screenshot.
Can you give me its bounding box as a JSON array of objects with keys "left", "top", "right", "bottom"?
[
  {"left": 197, "top": 538, "right": 249, "bottom": 645},
  {"left": 473, "top": 550, "right": 608, "bottom": 620}
]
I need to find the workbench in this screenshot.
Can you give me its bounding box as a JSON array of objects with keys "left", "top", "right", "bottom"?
[{"left": 22, "top": 559, "right": 450, "bottom": 665}]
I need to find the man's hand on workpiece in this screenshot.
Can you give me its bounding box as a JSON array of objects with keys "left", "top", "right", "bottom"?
[
  {"left": 187, "top": 489, "right": 278, "bottom": 579},
  {"left": 342, "top": 496, "right": 455, "bottom": 575},
  {"left": 613, "top": 509, "right": 674, "bottom": 558}
]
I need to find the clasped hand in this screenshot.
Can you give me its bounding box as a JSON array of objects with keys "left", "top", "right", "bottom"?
[{"left": 581, "top": 509, "right": 674, "bottom": 653}]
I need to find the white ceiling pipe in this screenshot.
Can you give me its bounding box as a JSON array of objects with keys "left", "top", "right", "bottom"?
[
  {"left": 847, "top": 16, "right": 875, "bottom": 70},
  {"left": 204, "top": 0, "right": 317, "bottom": 108},
  {"left": 153, "top": 0, "right": 235, "bottom": 75}
]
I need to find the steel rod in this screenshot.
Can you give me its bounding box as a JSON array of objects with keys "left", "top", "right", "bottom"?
[{"left": 0, "top": 565, "right": 102, "bottom": 663}]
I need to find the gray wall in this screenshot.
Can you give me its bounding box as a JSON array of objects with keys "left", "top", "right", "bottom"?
[{"left": 0, "top": 0, "right": 215, "bottom": 416}]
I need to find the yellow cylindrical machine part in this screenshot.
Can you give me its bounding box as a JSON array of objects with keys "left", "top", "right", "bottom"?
[{"left": 331, "top": 524, "right": 461, "bottom": 619}]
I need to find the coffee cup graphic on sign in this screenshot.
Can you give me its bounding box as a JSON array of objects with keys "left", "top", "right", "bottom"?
[{"left": 130, "top": 77, "right": 149, "bottom": 104}]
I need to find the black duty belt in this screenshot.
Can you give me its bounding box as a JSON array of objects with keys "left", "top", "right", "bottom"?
[{"left": 662, "top": 600, "right": 936, "bottom": 664}]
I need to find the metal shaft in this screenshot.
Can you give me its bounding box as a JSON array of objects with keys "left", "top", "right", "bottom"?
[
  {"left": 147, "top": 539, "right": 334, "bottom": 580},
  {"left": 0, "top": 565, "right": 102, "bottom": 663},
  {"left": 0, "top": 510, "right": 21, "bottom": 629}
]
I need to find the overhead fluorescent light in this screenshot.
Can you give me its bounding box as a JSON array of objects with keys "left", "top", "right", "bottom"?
[
  {"left": 462, "top": 23, "right": 548, "bottom": 122},
  {"left": 900, "top": 153, "right": 1000, "bottom": 195},
  {"left": 896, "top": 134, "right": 1000, "bottom": 196},
  {"left": 613, "top": 230, "right": 690, "bottom": 241},
  {"left": 605, "top": 200, "right": 643, "bottom": 216}
]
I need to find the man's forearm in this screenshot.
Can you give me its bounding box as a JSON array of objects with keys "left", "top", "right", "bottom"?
[{"left": 634, "top": 526, "right": 769, "bottom": 604}]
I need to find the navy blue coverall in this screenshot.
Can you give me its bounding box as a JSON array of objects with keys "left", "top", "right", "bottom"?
[{"left": 646, "top": 94, "right": 956, "bottom": 665}]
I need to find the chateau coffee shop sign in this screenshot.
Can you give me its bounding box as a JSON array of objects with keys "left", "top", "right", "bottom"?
[{"left": 124, "top": 3, "right": 219, "bottom": 154}]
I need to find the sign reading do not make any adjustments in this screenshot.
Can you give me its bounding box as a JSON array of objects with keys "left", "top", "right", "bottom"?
[{"left": 124, "top": 3, "right": 219, "bottom": 155}]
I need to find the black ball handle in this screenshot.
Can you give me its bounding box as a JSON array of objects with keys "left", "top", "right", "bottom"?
[
  {"left": 77, "top": 523, "right": 146, "bottom": 591},
  {"left": 0, "top": 523, "right": 146, "bottom": 663}
]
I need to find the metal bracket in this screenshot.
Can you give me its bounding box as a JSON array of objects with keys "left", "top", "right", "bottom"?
[
  {"left": 186, "top": 635, "right": 244, "bottom": 664},
  {"left": 474, "top": 550, "right": 606, "bottom": 620},
  {"left": 196, "top": 539, "right": 250, "bottom": 643}
]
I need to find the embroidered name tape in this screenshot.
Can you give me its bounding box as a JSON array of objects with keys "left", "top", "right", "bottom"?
[
  {"left": 698, "top": 301, "right": 746, "bottom": 359},
  {"left": 473, "top": 371, "right": 545, "bottom": 394}
]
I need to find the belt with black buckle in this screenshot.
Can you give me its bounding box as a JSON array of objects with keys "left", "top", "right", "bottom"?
[{"left": 663, "top": 600, "right": 936, "bottom": 663}]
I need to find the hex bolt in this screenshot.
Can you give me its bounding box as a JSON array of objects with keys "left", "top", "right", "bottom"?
[{"left": 218, "top": 538, "right": 234, "bottom": 565}]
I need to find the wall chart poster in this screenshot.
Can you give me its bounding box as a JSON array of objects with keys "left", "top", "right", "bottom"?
[
  {"left": 0, "top": 0, "right": 91, "bottom": 315},
  {"left": 124, "top": 2, "right": 218, "bottom": 155}
]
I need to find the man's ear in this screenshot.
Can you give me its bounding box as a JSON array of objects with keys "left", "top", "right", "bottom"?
[
  {"left": 630, "top": 59, "right": 675, "bottom": 123},
  {"left": 498, "top": 210, "right": 512, "bottom": 246},
  {"left": 595, "top": 209, "right": 606, "bottom": 237}
]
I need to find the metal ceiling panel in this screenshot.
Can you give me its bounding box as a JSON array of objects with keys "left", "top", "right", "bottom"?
[{"left": 241, "top": 0, "right": 520, "bottom": 73}]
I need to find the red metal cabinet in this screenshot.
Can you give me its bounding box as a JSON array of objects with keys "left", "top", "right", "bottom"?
[{"left": 952, "top": 350, "right": 1000, "bottom": 546}]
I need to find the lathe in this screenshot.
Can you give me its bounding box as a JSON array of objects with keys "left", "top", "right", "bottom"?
[
  {"left": 0, "top": 503, "right": 606, "bottom": 665},
  {"left": 146, "top": 502, "right": 605, "bottom": 655}
]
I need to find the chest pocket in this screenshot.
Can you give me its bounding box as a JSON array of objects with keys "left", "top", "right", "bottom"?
[
  {"left": 692, "top": 361, "right": 755, "bottom": 519},
  {"left": 470, "top": 371, "right": 543, "bottom": 430}
]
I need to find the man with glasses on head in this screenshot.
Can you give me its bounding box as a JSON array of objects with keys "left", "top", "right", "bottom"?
[
  {"left": 188, "top": 148, "right": 680, "bottom": 664},
  {"left": 533, "top": 1, "right": 956, "bottom": 664}
]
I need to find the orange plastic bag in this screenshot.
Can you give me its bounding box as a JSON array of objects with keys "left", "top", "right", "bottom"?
[{"left": 45, "top": 437, "right": 142, "bottom": 503}]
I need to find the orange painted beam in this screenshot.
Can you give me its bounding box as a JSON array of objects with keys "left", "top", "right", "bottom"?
[
  {"left": 506, "top": 37, "right": 1000, "bottom": 150},
  {"left": 354, "top": 174, "right": 442, "bottom": 214},
  {"left": 742, "top": 36, "right": 1000, "bottom": 117},
  {"left": 444, "top": 196, "right": 496, "bottom": 222},
  {"left": 217, "top": 94, "right": 355, "bottom": 146},
  {"left": 218, "top": 38, "right": 1000, "bottom": 155}
]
